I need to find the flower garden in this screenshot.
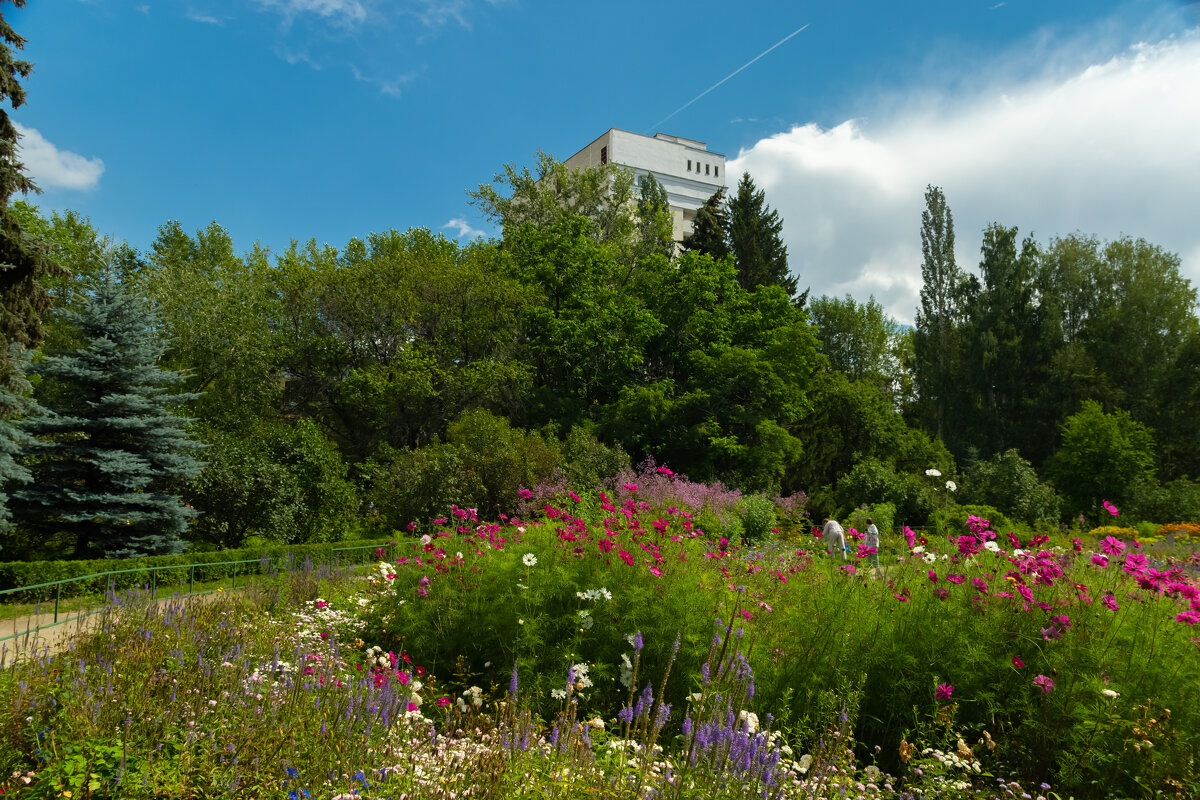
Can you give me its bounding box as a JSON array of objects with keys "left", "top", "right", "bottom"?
[{"left": 1, "top": 465, "right": 1198, "bottom": 799}]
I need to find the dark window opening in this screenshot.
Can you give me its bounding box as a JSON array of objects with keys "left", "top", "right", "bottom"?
[
  {"left": 714, "top": 166, "right": 719, "bottom": 177},
  {"left": 687, "top": 159, "right": 692, "bottom": 171},
  {"left": 600, "top": 146, "right": 608, "bottom": 165},
  {"left": 705, "top": 164, "right": 710, "bottom": 175}
]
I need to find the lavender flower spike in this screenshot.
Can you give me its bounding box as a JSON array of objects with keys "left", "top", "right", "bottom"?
[{"left": 510, "top": 661, "right": 519, "bottom": 700}]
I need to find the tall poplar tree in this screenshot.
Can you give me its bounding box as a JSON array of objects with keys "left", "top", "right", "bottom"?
[
  {"left": 728, "top": 173, "right": 797, "bottom": 297},
  {"left": 913, "top": 185, "right": 968, "bottom": 444},
  {"left": 14, "top": 266, "right": 203, "bottom": 558}
]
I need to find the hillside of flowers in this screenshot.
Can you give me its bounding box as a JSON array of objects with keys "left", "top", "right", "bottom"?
[{"left": 1, "top": 465, "right": 1198, "bottom": 799}]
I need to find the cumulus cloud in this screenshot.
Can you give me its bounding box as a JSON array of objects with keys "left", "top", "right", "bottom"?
[
  {"left": 13, "top": 124, "right": 105, "bottom": 191},
  {"left": 442, "top": 217, "right": 485, "bottom": 239},
  {"left": 729, "top": 33, "right": 1200, "bottom": 324}
]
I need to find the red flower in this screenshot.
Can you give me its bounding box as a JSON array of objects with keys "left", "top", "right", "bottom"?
[{"left": 1012, "top": 655, "right": 1025, "bottom": 668}]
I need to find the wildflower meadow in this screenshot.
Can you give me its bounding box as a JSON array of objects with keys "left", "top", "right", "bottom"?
[{"left": 1, "top": 463, "right": 1198, "bottom": 799}]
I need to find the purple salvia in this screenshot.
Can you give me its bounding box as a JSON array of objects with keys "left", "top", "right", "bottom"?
[
  {"left": 633, "top": 631, "right": 644, "bottom": 651},
  {"left": 510, "top": 661, "right": 519, "bottom": 700},
  {"left": 701, "top": 662, "right": 710, "bottom": 686}
]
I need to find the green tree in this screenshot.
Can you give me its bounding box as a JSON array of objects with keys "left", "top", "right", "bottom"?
[
  {"left": 682, "top": 186, "right": 730, "bottom": 261},
  {"left": 809, "top": 293, "right": 907, "bottom": 398},
  {"left": 1048, "top": 400, "right": 1156, "bottom": 519},
  {"left": 912, "top": 185, "right": 970, "bottom": 445},
  {"left": 13, "top": 266, "right": 203, "bottom": 558},
  {"left": 635, "top": 172, "right": 674, "bottom": 261},
  {"left": 144, "top": 221, "right": 284, "bottom": 426},
  {"left": 186, "top": 419, "right": 357, "bottom": 549},
  {"left": 727, "top": 173, "right": 796, "bottom": 297},
  {"left": 0, "top": 2, "right": 64, "bottom": 389}
]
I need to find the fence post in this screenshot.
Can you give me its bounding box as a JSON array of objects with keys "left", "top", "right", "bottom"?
[
  {"left": 151, "top": 568, "right": 157, "bottom": 598},
  {"left": 189, "top": 565, "right": 195, "bottom": 596},
  {"left": 232, "top": 564, "right": 237, "bottom": 592},
  {"left": 54, "top": 583, "right": 60, "bottom": 625}
]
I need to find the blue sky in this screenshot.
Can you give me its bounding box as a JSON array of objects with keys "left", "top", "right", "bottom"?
[{"left": 11, "top": 0, "right": 1200, "bottom": 321}]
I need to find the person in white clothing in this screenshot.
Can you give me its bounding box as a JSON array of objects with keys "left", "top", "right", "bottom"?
[
  {"left": 822, "top": 517, "right": 846, "bottom": 559},
  {"left": 864, "top": 517, "right": 881, "bottom": 569}
]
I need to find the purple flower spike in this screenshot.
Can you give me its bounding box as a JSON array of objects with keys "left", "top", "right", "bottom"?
[
  {"left": 509, "top": 662, "right": 519, "bottom": 700},
  {"left": 633, "top": 631, "right": 644, "bottom": 651}
]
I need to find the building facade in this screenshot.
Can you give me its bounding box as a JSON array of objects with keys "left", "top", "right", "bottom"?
[{"left": 564, "top": 129, "right": 726, "bottom": 244}]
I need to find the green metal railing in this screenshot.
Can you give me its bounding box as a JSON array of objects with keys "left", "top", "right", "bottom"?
[{"left": 1, "top": 540, "right": 408, "bottom": 644}]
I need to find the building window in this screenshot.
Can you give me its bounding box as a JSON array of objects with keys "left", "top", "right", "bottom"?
[
  {"left": 600, "top": 146, "right": 608, "bottom": 165},
  {"left": 705, "top": 164, "right": 710, "bottom": 175},
  {"left": 714, "top": 166, "right": 719, "bottom": 177},
  {"left": 687, "top": 159, "right": 692, "bottom": 171}
]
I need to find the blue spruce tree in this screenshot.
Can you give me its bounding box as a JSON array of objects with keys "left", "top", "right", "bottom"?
[{"left": 14, "top": 267, "right": 202, "bottom": 558}]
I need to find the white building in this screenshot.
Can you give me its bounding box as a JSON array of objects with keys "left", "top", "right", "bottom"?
[{"left": 564, "top": 129, "right": 726, "bottom": 244}]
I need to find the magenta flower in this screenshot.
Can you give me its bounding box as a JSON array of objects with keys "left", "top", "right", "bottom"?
[
  {"left": 1012, "top": 655, "right": 1025, "bottom": 668},
  {"left": 1090, "top": 554, "right": 1109, "bottom": 568},
  {"left": 1177, "top": 610, "right": 1200, "bottom": 625},
  {"left": 1101, "top": 536, "right": 1126, "bottom": 556},
  {"left": 928, "top": 569, "right": 938, "bottom": 584},
  {"left": 1032, "top": 675, "right": 1055, "bottom": 694},
  {"left": 935, "top": 683, "right": 954, "bottom": 700},
  {"left": 1102, "top": 499, "right": 1119, "bottom": 516},
  {"left": 1101, "top": 592, "right": 1120, "bottom": 612}
]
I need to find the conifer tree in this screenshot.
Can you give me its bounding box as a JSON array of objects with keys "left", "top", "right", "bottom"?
[
  {"left": 0, "top": 345, "right": 32, "bottom": 543},
  {"left": 14, "top": 266, "right": 202, "bottom": 558},
  {"left": 682, "top": 186, "right": 730, "bottom": 261},
  {"left": 0, "top": 1, "right": 63, "bottom": 389},
  {"left": 728, "top": 173, "right": 797, "bottom": 297}
]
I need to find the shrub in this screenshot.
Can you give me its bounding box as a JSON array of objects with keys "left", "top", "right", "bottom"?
[
  {"left": 1155, "top": 521, "right": 1200, "bottom": 540},
  {"left": 737, "top": 494, "right": 776, "bottom": 544},
  {"left": 961, "top": 449, "right": 1060, "bottom": 524},
  {"left": 1087, "top": 525, "right": 1139, "bottom": 539},
  {"left": 848, "top": 502, "right": 895, "bottom": 538}
]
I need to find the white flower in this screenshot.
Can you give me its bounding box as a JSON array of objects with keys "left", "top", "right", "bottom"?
[
  {"left": 1102, "top": 689, "right": 1120, "bottom": 698},
  {"left": 923, "top": 553, "right": 938, "bottom": 564},
  {"left": 925, "top": 468, "right": 942, "bottom": 477},
  {"left": 946, "top": 480, "right": 957, "bottom": 492},
  {"left": 518, "top": 618, "right": 524, "bottom": 625},
  {"left": 983, "top": 541, "right": 1001, "bottom": 553},
  {"left": 912, "top": 545, "right": 926, "bottom": 554},
  {"left": 522, "top": 553, "right": 538, "bottom": 567},
  {"left": 738, "top": 710, "right": 759, "bottom": 733},
  {"left": 420, "top": 534, "right": 432, "bottom": 546},
  {"left": 797, "top": 754, "right": 813, "bottom": 774},
  {"left": 588, "top": 717, "right": 605, "bottom": 729},
  {"left": 456, "top": 552, "right": 464, "bottom": 560}
]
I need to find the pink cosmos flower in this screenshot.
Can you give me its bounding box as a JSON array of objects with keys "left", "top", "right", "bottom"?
[
  {"left": 1091, "top": 554, "right": 1109, "bottom": 568},
  {"left": 1101, "top": 536, "right": 1126, "bottom": 556},
  {"left": 1102, "top": 499, "right": 1119, "bottom": 516},
  {"left": 1012, "top": 656, "right": 1025, "bottom": 668},
  {"left": 935, "top": 683, "right": 954, "bottom": 700},
  {"left": 618, "top": 549, "right": 634, "bottom": 567},
  {"left": 649, "top": 566, "right": 663, "bottom": 577},
  {"left": 1101, "top": 592, "right": 1120, "bottom": 612},
  {"left": 928, "top": 569, "right": 938, "bottom": 584},
  {"left": 946, "top": 574, "right": 966, "bottom": 585},
  {"left": 622, "top": 483, "right": 639, "bottom": 492},
  {"left": 437, "top": 696, "right": 450, "bottom": 707},
  {"left": 1177, "top": 610, "right": 1200, "bottom": 625},
  {"left": 1032, "top": 675, "right": 1055, "bottom": 693},
  {"left": 933, "top": 587, "right": 949, "bottom": 601}
]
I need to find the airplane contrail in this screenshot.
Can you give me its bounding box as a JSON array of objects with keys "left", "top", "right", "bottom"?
[{"left": 647, "top": 23, "right": 810, "bottom": 134}]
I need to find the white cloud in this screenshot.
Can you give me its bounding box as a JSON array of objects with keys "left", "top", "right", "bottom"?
[
  {"left": 253, "top": 0, "right": 367, "bottom": 24},
  {"left": 729, "top": 32, "right": 1200, "bottom": 324},
  {"left": 13, "top": 124, "right": 105, "bottom": 191},
  {"left": 349, "top": 63, "right": 415, "bottom": 96},
  {"left": 443, "top": 217, "right": 484, "bottom": 239},
  {"left": 186, "top": 9, "right": 224, "bottom": 24}
]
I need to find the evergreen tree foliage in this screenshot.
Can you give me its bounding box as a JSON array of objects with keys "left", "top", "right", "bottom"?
[
  {"left": 727, "top": 173, "right": 797, "bottom": 297},
  {"left": 0, "top": 344, "right": 32, "bottom": 541},
  {"left": 0, "top": 2, "right": 64, "bottom": 389},
  {"left": 13, "top": 267, "right": 203, "bottom": 558},
  {"left": 682, "top": 186, "right": 730, "bottom": 261},
  {"left": 635, "top": 172, "right": 674, "bottom": 260}
]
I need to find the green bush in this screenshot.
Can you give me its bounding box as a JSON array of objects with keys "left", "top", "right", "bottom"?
[
  {"left": 737, "top": 494, "right": 777, "bottom": 544},
  {"left": 962, "top": 449, "right": 1061, "bottom": 525},
  {"left": 848, "top": 502, "right": 895, "bottom": 539}
]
